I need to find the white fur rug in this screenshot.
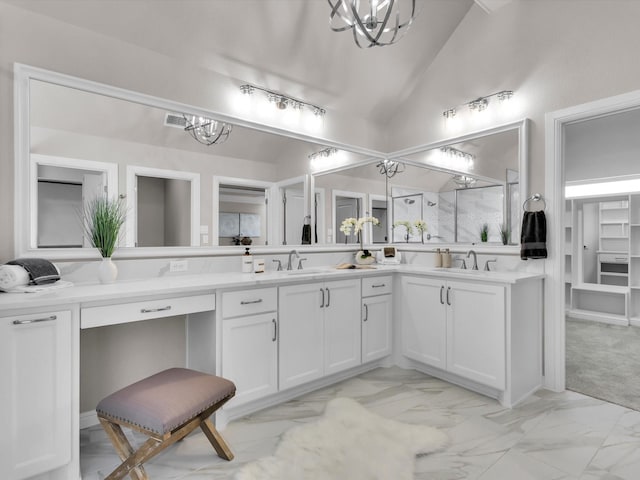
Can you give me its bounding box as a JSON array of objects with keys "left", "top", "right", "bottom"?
[{"left": 233, "top": 397, "right": 448, "bottom": 480}]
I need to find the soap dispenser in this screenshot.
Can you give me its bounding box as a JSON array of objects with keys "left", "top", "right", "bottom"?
[
  {"left": 442, "top": 248, "right": 452, "bottom": 268},
  {"left": 242, "top": 247, "right": 253, "bottom": 273},
  {"left": 434, "top": 248, "right": 442, "bottom": 268}
]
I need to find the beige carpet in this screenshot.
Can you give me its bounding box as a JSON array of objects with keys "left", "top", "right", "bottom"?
[
  {"left": 233, "top": 397, "right": 448, "bottom": 480},
  {"left": 566, "top": 317, "right": 640, "bottom": 411}
]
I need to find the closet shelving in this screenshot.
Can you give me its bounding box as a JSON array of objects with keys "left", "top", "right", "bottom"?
[
  {"left": 564, "top": 199, "right": 573, "bottom": 309},
  {"left": 628, "top": 194, "right": 640, "bottom": 326},
  {"left": 597, "top": 200, "right": 629, "bottom": 287}
]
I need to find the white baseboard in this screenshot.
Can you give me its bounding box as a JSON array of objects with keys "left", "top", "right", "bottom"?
[{"left": 80, "top": 410, "right": 99, "bottom": 429}]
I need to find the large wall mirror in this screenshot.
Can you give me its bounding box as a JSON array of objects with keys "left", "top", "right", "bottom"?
[
  {"left": 15, "top": 64, "right": 385, "bottom": 258},
  {"left": 312, "top": 120, "right": 529, "bottom": 246}
]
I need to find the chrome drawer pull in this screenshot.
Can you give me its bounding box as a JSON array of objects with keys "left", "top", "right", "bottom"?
[
  {"left": 13, "top": 315, "right": 57, "bottom": 325},
  {"left": 140, "top": 306, "right": 172, "bottom": 313},
  {"left": 240, "top": 299, "right": 263, "bottom": 305},
  {"left": 372, "top": 283, "right": 386, "bottom": 288}
]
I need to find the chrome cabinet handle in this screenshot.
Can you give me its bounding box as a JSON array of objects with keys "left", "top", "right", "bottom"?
[
  {"left": 325, "top": 288, "right": 330, "bottom": 307},
  {"left": 240, "top": 299, "right": 263, "bottom": 305},
  {"left": 372, "top": 283, "right": 386, "bottom": 288},
  {"left": 439, "top": 285, "right": 444, "bottom": 305},
  {"left": 141, "top": 306, "right": 172, "bottom": 313},
  {"left": 13, "top": 315, "right": 57, "bottom": 325},
  {"left": 272, "top": 318, "right": 277, "bottom": 342},
  {"left": 363, "top": 303, "right": 369, "bottom": 322},
  {"left": 446, "top": 287, "right": 451, "bottom": 306},
  {"left": 320, "top": 288, "right": 325, "bottom": 308}
]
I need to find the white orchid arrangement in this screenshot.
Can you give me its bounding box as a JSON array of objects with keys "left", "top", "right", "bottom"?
[
  {"left": 414, "top": 219, "right": 427, "bottom": 233},
  {"left": 340, "top": 216, "right": 380, "bottom": 255}
]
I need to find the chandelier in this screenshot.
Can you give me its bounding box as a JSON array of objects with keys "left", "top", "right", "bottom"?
[
  {"left": 183, "top": 115, "right": 232, "bottom": 146},
  {"left": 377, "top": 159, "right": 405, "bottom": 178},
  {"left": 453, "top": 175, "right": 477, "bottom": 188},
  {"left": 328, "top": 0, "right": 417, "bottom": 48}
]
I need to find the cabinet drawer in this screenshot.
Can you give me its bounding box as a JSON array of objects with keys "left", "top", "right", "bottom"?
[
  {"left": 362, "top": 275, "right": 393, "bottom": 297},
  {"left": 81, "top": 293, "right": 215, "bottom": 329},
  {"left": 599, "top": 253, "right": 628, "bottom": 263},
  {"left": 222, "top": 287, "right": 277, "bottom": 318}
]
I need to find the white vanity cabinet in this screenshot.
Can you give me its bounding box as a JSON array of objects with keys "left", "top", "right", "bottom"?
[
  {"left": 220, "top": 288, "right": 278, "bottom": 407},
  {"left": 361, "top": 275, "right": 393, "bottom": 363},
  {"left": 400, "top": 274, "right": 542, "bottom": 406},
  {"left": 401, "top": 275, "right": 505, "bottom": 389},
  {"left": 279, "top": 278, "right": 361, "bottom": 390},
  {"left": 0, "top": 309, "right": 74, "bottom": 480}
]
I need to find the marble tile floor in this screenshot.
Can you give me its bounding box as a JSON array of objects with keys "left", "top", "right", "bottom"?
[{"left": 80, "top": 367, "right": 640, "bottom": 480}]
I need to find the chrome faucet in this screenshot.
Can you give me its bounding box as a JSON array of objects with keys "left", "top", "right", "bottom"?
[
  {"left": 466, "top": 249, "right": 478, "bottom": 270},
  {"left": 286, "top": 249, "right": 300, "bottom": 271}
]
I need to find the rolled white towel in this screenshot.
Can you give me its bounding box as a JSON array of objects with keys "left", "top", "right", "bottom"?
[{"left": 0, "top": 265, "right": 31, "bottom": 292}]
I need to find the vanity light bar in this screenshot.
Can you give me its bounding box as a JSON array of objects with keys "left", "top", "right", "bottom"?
[
  {"left": 240, "top": 83, "right": 326, "bottom": 117},
  {"left": 308, "top": 147, "right": 338, "bottom": 161},
  {"left": 442, "top": 90, "right": 514, "bottom": 118},
  {"left": 440, "top": 146, "right": 474, "bottom": 162}
]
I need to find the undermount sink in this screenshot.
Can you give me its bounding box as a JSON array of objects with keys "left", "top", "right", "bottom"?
[{"left": 282, "top": 268, "right": 327, "bottom": 275}]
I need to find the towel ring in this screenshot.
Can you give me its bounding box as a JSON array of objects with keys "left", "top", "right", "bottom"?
[{"left": 523, "top": 193, "right": 546, "bottom": 212}]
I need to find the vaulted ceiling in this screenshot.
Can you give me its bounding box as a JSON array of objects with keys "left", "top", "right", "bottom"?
[{"left": 7, "top": 0, "right": 499, "bottom": 124}]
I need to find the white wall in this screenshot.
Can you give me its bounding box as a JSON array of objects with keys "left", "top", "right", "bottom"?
[
  {"left": 389, "top": 1, "right": 640, "bottom": 202},
  {"left": 0, "top": 2, "right": 384, "bottom": 262}
]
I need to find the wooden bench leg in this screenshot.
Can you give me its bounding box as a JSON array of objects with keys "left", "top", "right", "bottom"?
[
  {"left": 99, "top": 418, "right": 148, "bottom": 480},
  {"left": 200, "top": 418, "right": 234, "bottom": 461}
]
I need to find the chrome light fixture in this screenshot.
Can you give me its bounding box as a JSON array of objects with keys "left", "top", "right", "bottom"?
[
  {"left": 377, "top": 159, "right": 405, "bottom": 178},
  {"left": 452, "top": 175, "right": 477, "bottom": 188},
  {"left": 183, "top": 115, "right": 232, "bottom": 146},
  {"left": 442, "top": 90, "right": 514, "bottom": 118},
  {"left": 328, "top": 0, "right": 417, "bottom": 48},
  {"left": 308, "top": 147, "right": 338, "bottom": 161},
  {"left": 240, "top": 83, "right": 326, "bottom": 117}
]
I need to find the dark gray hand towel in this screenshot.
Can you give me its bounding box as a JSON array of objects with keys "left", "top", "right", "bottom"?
[
  {"left": 301, "top": 224, "right": 312, "bottom": 244},
  {"left": 7, "top": 258, "right": 60, "bottom": 284},
  {"left": 520, "top": 210, "right": 547, "bottom": 260}
]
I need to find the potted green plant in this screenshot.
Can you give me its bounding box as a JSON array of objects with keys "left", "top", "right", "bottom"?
[
  {"left": 81, "top": 196, "right": 126, "bottom": 284},
  {"left": 499, "top": 223, "right": 510, "bottom": 245},
  {"left": 480, "top": 223, "right": 489, "bottom": 242}
]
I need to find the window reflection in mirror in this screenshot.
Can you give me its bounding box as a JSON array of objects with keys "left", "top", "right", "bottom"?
[
  {"left": 126, "top": 166, "right": 200, "bottom": 247},
  {"left": 32, "top": 154, "right": 118, "bottom": 249},
  {"left": 136, "top": 176, "right": 192, "bottom": 247},
  {"left": 218, "top": 184, "right": 268, "bottom": 246}
]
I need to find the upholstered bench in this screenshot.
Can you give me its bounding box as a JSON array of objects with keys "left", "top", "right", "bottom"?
[{"left": 96, "top": 368, "right": 236, "bottom": 480}]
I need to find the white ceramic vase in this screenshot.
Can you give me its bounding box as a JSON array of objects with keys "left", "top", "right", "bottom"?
[
  {"left": 355, "top": 250, "right": 376, "bottom": 265},
  {"left": 98, "top": 257, "right": 118, "bottom": 284}
]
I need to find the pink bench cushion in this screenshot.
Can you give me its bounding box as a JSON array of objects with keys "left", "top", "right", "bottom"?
[{"left": 96, "top": 368, "right": 236, "bottom": 435}]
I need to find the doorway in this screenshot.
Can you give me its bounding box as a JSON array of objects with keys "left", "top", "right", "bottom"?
[{"left": 550, "top": 97, "right": 640, "bottom": 410}]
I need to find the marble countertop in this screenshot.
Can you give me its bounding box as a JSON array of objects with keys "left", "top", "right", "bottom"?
[{"left": 0, "top": 264, "right": 543, "bottom": 312}]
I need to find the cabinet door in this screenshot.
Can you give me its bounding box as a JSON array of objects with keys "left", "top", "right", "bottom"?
[
  {"left": 362, "top": 294, "right": 392, "bottom": 363},
  {"left": 0, "top": 311, "right": 72, "bottom": 480},
  {"left": 278, "top": 283, "right": 324, "bottom": 390},
  {"left": 222, "top": 313, "right": 278, "bottom": 406},
  {"left": 324, "top": 278, "right": 361, "bottom": 375},
  {"left": 401, "top": 276, "right": 447, "bottom": 369},
  {"left": 447, "top": 281, "right": 506, "bottom": 389}
]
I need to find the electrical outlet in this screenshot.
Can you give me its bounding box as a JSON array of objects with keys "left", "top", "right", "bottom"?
[{"left": 169, "top": 259, "right": 188, "bottom": 273}]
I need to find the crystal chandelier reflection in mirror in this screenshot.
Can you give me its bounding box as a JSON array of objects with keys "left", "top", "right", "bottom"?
[
  {"left": 377, "top": 159, "right": 405, "bottom": 178},
  {"left": 328, "top": 0, "right": 417, "bottom": 48},
  {"left": 183, "top": 115, "right": 232, "bottom": 146}
]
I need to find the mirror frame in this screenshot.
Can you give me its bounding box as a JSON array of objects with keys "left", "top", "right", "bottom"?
[
  {"left": 311, "top": 119, "right": 529, "bottom": 248},
  {"left": 14, "top": 63, "right": 386, "bottom": 259}
]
